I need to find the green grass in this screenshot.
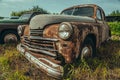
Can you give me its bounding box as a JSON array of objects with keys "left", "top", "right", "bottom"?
[
  {"left": 0, "top": 44, "right": 30, "bottom": 80},
  {"left": 65, "top": 37, "right": 120, "bottom": 80},
  {"left": 0, "top": 44, "right": 55, "bottom": 80},
  {"left": 0, "top": 37, "right": 119, "bottom": 80},
  {"left": 108, "top": 22, "right": 120, "bottom": 36}
]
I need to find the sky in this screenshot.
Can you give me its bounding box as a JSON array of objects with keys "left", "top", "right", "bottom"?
[{"left": 0, "top": 0, "right": 120, "bottom": 17}]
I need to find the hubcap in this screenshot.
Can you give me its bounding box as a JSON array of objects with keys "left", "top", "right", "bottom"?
[
  {"left": 81, "top": 45, "right": 92, "bottom": 59},
  {"left": 4, "top": 34, "right": 18, "bottom": 43}
]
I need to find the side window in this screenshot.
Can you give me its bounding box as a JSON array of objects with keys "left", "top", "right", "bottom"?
[{"left": 96, "top": 9, "right": 102, "bottom": 20}]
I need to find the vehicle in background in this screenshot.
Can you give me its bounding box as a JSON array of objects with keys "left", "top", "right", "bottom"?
[
  {"left": 10, "top": 16, "right": 19, "bottom": 19},
  {"left": 0, "top": 12, "right": 43, "bottom": 44}
]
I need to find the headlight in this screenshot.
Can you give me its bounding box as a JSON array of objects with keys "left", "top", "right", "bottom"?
[
  {"left": 17, "top": 25, "right": 25, "bottom": 36},
  {"left": 58, "top": 22, "right": 73, "bottom": 40}
]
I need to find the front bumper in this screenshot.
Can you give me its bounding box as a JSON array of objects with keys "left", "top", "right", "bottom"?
[{"left": 17, "top": 44, "right": 63, "bottom": 79}]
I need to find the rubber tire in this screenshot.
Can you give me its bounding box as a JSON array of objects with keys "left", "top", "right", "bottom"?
[
  {"left": 0, "top": 30, "right": 19, "bottom": 44},
  {"left": 80, "top": 37, "right": 96, "bottom": 60}
]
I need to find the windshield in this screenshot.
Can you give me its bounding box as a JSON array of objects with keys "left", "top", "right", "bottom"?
[
  {"left": 61, "top": 7, "right": 94, "bottom": 17},
  {"left": 19, "top": 13, "right": 32, "bottom": 20}
]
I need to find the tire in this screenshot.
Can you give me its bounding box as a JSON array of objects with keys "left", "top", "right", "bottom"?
[
  {"left": 0, "top": 30, "right": 19, "bottom": 44},
  {"left": 80, "top": 37, "right": 95, "bottom": 60}
]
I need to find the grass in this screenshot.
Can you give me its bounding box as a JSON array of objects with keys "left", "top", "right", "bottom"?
[
  {"left": 66, "top": 36, "right": 120, "bottom": 80},
  {"left": 108, "top": 22, "right": 120, "bottom": 36},
  {"left": 0, "top": 38, "right": 119, "bottom": 80},
  {"left": 0, "top": 44, "right": 30, "bottom": 80},
  {"left": 0, "top": 22, "right": 120, "bottom": 80},
  {"left": 0, "top": 44, "right": 56, "bottom": 80}
]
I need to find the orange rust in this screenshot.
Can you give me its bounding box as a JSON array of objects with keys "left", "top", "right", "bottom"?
[
  {"left": 23, "top": 25, "right": 30, "bottom": 36},
  {"left": 58, "top": 41, "right": 75, "bottom": 63},
  {"left": 43, "top": 22, "right": 100, "bottom": 63},
  {"left": 20, "top": 25, "right": 30, "bottom": 43},
  {"left": 43, "top": 24, "right": 76, "bottom": 63},
  {"left": 43, "top": 24, "right": 59, "bottom": 38}
]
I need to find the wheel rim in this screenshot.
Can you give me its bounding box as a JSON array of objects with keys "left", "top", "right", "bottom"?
[
  {"left": 81, "top": 45, "right": 92, "bottom": 60},
  {"left": 4, "top": 33, "right": 18, "bottom": 43}
]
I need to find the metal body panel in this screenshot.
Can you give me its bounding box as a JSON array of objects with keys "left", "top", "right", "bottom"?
[{"left": 30, "top": 14, "right": 95, "bottom": 29}]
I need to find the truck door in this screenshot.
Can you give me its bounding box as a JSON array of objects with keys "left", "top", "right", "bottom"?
[{"left": 96, "top": 8, "right": 109, "bottom": 42}]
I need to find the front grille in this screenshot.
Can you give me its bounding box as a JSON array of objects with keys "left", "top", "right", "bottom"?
[
  {"left": 30, "top": 29, "right": 43, "bottom": 36},
  {"left": 22, "top": 29, "right": 59, "bottom": 57}
]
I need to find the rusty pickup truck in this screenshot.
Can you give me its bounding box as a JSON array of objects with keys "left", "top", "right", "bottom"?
[
  {"left": 17, "top": 4, "right": 111, "bottom": 78},
  {"left": 0, "top": 12, "right": 43, "bottom": 44}
]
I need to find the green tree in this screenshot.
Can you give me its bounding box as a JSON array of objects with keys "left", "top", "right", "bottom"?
[
  {"left": 109, "top": 10, "right": 120, "bottom": 16},
  {"left": 11, "top": 6, "right": 49, "bottom": 17},
  {"left": 0, "top": 16, "right": 4, "bottom": 19},
  {"left": 30, "top": 6, "right": 48, "bottom": 13},
  {"left": 52, "top": 13, "right": 59, "bottom": 15}
]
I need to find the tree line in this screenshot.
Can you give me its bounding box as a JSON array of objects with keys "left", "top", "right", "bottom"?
[
  {"left": 11, "top": 6, "right": 49, "bottom": 17},
  {"left": 10, "top": 7, "right": 120, "bottom": 17},
  {"left": 109, "top": 10, "right": 120, "bottom": 16},
  {"left": 0, "top": 6, "right": 120, "bottom": 19}
]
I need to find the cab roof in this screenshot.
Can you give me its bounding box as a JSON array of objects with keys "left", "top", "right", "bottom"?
[{"left": 61, "top": 4, "right": 102, "bottom": 12}]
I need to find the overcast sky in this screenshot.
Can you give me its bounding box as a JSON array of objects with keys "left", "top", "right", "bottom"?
[{"left": 0, "top": 0, "right": 120, "bottom": 17}]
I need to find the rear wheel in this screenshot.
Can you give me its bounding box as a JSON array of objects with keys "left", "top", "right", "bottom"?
[{"left": 1, "top": 31, "right": 19, "bottom": 44}]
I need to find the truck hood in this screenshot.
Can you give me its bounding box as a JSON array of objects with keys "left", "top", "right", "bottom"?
[
  {"left": 0, "top": 19, "right": 28, "bottom": 24},
  {"left": 30, "top": 14, "right": 96, "bottom": 29}
]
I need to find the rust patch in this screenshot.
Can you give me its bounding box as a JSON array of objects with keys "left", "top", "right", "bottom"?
[
  {"left": 21, "top": 25, "right": 30, "bottom": 43},
  {"left": 57, "top": 41, "right": 75, "bottom": 63},
  {"left": 44, "top": 24, "right": 76, "bottom": 63},
  {"left": 43, "top": 22, "right": 99, "bottom": 63},
  {"left": 43, "top": 24, "right": 59, "bottom": 38},
  {"left": 23, "top": 25, "right": 30, "bottom": 36}
]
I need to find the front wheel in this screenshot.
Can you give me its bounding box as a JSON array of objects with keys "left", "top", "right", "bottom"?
[
  {"left": 80, "top": 37, "right": 95, "bottom": 60},
  {"left": 1, "top": 31, "right": 19, "bottom": 44}
]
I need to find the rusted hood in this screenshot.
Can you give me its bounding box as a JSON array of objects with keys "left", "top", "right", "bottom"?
[{"left": 30, "top": 14, "right": 95, "bottom": 29}]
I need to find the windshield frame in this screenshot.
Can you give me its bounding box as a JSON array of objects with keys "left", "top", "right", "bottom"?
[{"left": 61, "top": 6, "right": 95, "bottom": 17}]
